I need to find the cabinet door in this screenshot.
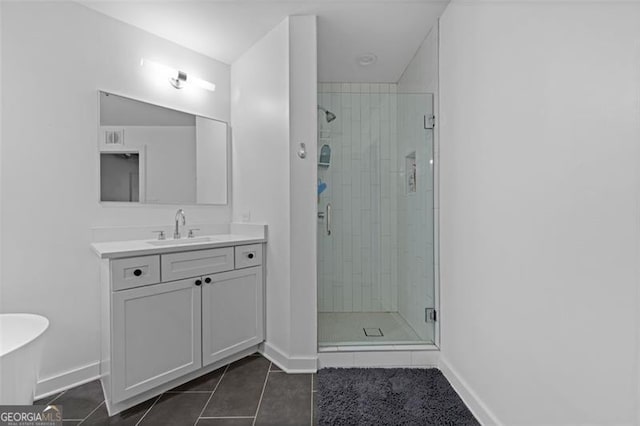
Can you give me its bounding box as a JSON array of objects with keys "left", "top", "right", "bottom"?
[
  {"left": 202, "top": 267, "right": 264, "bottom": 366},
  {"left": 112, "top": 278, "right": 202, "bottom": 403}
]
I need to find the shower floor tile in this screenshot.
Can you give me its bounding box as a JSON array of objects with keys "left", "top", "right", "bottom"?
[{"left": 318, "top": 312, "right": 425, "bottom": 346}]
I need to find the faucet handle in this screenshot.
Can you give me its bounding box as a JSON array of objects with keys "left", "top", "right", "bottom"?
[
  {"left": 152, "top": 230, "right": 166, "bottom": 240},
  {"left": 188, "top": 228, "right": 200, "bottom": 238}
]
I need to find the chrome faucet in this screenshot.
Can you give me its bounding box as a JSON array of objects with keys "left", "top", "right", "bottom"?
[{"left": 174, "top": 209, "right": 186, "bottom": 239}]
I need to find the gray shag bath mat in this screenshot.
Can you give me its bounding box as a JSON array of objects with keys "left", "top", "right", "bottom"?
[{"left": 317, "top": 368, "right": 479, "bottom": 426}]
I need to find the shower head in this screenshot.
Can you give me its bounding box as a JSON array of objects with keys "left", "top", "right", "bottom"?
[
  {"left": 318, "top": 105, "right": 337, "bottom": 123},
  {"left": 325, "top": 111, "right": 337, "bottom": 123}
]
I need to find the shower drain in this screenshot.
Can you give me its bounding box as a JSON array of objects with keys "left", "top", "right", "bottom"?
[{"left": 363, "top": 328, "right": 384, "bottom": 337}]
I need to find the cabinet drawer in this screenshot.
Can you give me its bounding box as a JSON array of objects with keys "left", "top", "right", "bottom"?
[
  {"left": 111, "top": 256, "right": 160, "bottom": 291},
  {"left": 161, "top": 247, "right": 234, "bottom": 282},
  {"left": 234, "top": 244, "right": 262, "bottom": 269}
]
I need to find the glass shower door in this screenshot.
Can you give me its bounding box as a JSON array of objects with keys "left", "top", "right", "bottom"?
[
  {"left": 317, "top": 84, "right": 437, "bottom": 347},
  {"left": 397, "top": 92, "right": 436, "bottom": 345}
]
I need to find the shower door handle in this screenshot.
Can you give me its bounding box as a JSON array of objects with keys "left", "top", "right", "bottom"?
[{"left": 326, "top": 203, "right": 332, "bottom": 236}]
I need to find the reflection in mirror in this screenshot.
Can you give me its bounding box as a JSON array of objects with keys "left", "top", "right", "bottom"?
[
  {"left": 98, "top": 91, "right": 228, "bottom": 205},
  {"left": 100, "top": 153, "right": 140, "bottom": 202}
]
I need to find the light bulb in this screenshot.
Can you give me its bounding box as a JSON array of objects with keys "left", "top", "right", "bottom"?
[
  {"left": 140, "top": 58, "right": 177, "bottom": 80},
  {"left": 190, "top": 76, "right": 216, "bottom": 92}
]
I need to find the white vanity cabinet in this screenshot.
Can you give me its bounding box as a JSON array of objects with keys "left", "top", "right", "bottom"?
[
  {"left": 112, "top": 278, "right": 202, "bottom": 402},
  {"left": 202, "top": 267, "right": 263, "bottom": 366},
  {"left": 161, "top": 247, "right": 234, "bottom": 281},
  {"left": 96, "top": 239, "right": 265, "bottom": 415}
]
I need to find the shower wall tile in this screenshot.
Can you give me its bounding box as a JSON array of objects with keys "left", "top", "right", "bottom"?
[
  {"left": 318, "top": 82, "right": 398, "bottom": 313},
  {"left": 352, "top": 274, "right": 363, "bottom": 311},
  {"left": 342, "top": 274, "right": 353, "bottom": 310},
  {"left": 333, "top": 286, "right": 343, "bottom": 311},
  {"left": 381, "top": 119, "right": 390, "bottom": 160},
  {"left": 362, "top": 286, "right": 372, "bottom": 311},
  {"left": 342, "top": 90, "right": 352, "bottom": 108}
]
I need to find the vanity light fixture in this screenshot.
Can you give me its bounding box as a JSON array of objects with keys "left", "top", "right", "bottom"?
[{"left": 140, "top": 58, "right": 216, "bottom": 92}]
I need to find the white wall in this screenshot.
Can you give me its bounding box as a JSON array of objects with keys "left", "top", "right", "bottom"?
[
  {"left": 0, "top": 1, "right": 3, "bottom": 309},
  {"left": 288, "top": 15, "right": 318, "bottom": 361},
  {"left": 232, "top": 16, "right": 317, "bottom": 369},
  {"left": 439, "top": 2, "right": 640, "bottom": 424},
  {"left": 317, "top": 83, "right": 399, "bottom": 314},
  {"left": 0, "top": 1, "right": 231, "bottom": 392},
  {"left": 397, "top": 24, "right": 438, "bottom": 95},
  {"left": 232, "top": 17, "right": 292, "bottom": 359}
]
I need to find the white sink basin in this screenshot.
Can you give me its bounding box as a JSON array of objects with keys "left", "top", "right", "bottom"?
[{"left": 147, "top": 236, "right": 219, "bottom": 246}]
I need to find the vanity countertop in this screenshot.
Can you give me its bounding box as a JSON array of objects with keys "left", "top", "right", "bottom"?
[{"left": 92, "top": 234, "right": 266, "bottom": 259}]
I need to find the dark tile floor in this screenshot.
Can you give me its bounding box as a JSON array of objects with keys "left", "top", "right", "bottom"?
[{"left": 35, "top": 354, "right": 316, "bottom": 426}]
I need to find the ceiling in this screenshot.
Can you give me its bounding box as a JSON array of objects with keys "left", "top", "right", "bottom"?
[{"left": 81, "top": 1, "right": 449, "bottom": 83}]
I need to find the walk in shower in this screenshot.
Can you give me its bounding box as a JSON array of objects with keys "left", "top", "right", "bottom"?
[{"left": 317, "top": 83, "right": 437, "bottom": 347}]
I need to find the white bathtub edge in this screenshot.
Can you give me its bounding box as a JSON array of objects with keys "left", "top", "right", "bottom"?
[
  {"left": 0, "top": 314, "right": 49, "bottom": 358},
  {"left": 35, "top": 361, "right": 100, "bottom": 401}
]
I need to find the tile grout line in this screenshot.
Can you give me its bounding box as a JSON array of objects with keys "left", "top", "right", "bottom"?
[
  {"left": 44, "top": 390, "right": 66, "bottom": 406},
  {"left": 200, "top": 416, "right": 256, "bottom": 419},
  {"left": 77, "top": 401, "right": 105, "bottom": 425},
  {"left": 134, "top": 394, "right": 163, "bottom": 426},
  {"left": 251, "top": 362, "right": 272, "bottom": 426},
  {"left": 193, "top": 364, "right": 230, "bottom": 426}
]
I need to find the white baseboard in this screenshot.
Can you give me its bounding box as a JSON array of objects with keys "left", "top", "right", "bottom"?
[
  {"left": 259, "top": 342, "right": 317, "bottom": 373},
  {"left": 34, "top": 341, "right": 316, "bottom": 401},
  {"left": 439, "top": 357, "right": 501, "bottom": 426},
  {"left": 35, "top": 361, "right": 100, "bottom": 400}
]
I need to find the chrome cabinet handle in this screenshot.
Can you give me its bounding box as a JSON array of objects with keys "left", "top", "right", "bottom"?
[{"left": 326, "top": 203, "right": 331, "bottom": 236}]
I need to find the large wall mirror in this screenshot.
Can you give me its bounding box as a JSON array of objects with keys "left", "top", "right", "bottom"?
[{"left": 98, "top": 91, "right": 228, "bottom": 205}]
